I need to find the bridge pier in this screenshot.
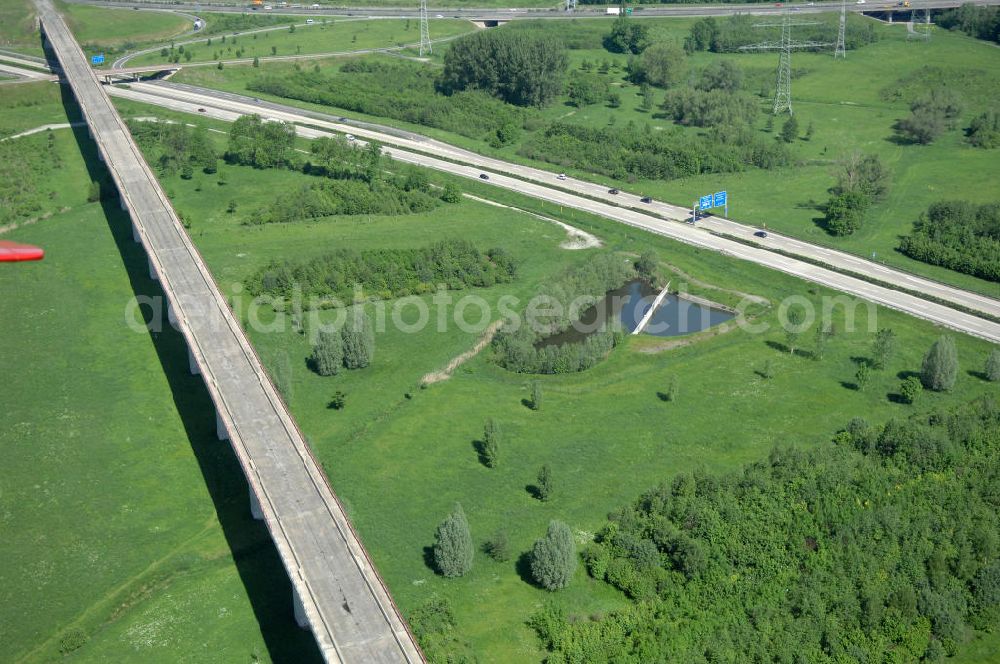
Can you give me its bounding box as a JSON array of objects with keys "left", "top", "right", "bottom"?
[
  {"left": 167, "top": 302, "right": 178, "bottom": 328},
  {"left": 249, "top": 486, "right": 264, "bottom": 520},
  {"left": 131, "top": 220, "right": 140, "bottom": 242},
  {"left": 147, "top": 256, "right": 158, "bottom": 281},
  {"left": 293, "top": 586, "right": 309, "bottom": 629},
  {"left": 121, "top": 193, "right": 129, "bottom": 212},
  {"left": 216, "top": 410, "right": 229, "bottom": 441},
  {"left": 188, "top": 346, "right": 200, "bottom": 375}
]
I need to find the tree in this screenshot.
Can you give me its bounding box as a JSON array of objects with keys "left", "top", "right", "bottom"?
[
  {"left": 900, "top": 376, "right": 922, "bottom": 405},
  {"left": 604, "top": 17, "right": 650, "bottom": 54},
  {"left": 922, "top": 335, "right": 959, "bottom": 391},
  {"left": 328, "top": 390, "right": 346, "bottom": 410},
  {"left": 607, "top": 92, "right": 621, "bottom": 109},
  {"left": 856, "top": 362, "right": 872, "bottom": 391},
  {"left": 784, "top": 306, "right": 805, "bottom": 355},
  {"left": 780, "top": 115, "right": 799, "bottom": 143},
  {"left": 310, "top": 329, "right": 343, "bottom": 376},
  {"left": 530, "top": 520, "right": 577, "bottom": 590},
  {"left": 530, "top": 381, "right": 542, "bottom": 411},
  {"left": 225, "top": 114, "right": 295, "bottom": 169},
  {"left": 441, "top": 183, "right": 462, "bottom": 203},
  {"left": 226, "top": 199, "right": 238, "bottom": 213},
  {"left": 836, "top": 152, "right": 890, "bottom": 203},
  {"left": 986, "top": 349, "right": 1000, "bottom": 382},
  {"left": 252, "top": 56, "right": 260, "bottom": 67},
  {"left": 438, "top": 30, "right": 568, "bottom": 107},
  {"left": 635, "top": 250, "right": 658, "bottom": 281},
  {"left": 665, "top": 376, "right": 679, "bottom": 402},
  {"left": 640, "top": 83, "right": 655, "bottom": 112},
  {"left": 536, "top": 464, "right": 554, "bottom": 501},
  {"left": 637, "top": 42, "right": 686, "bottom": 88},
  {"left": 566, "top": 71, "right": 609, "bottom": 107},
  {"left": 696, "top": 60, "right": 742, "bottom": 92},
  {"left": 87, "top": 180, "right": 101, "bottom": 203},
  {"left": 342, "top": 308, "right": 374, "bottom": 369},
  {"left": 813, "top": 323, "right": 832, "bottom": 361},
  {"left": 433, "top": 504, "right": 473, "bottom": 577},
  {"left": 485, "top": 529, "right": 510, "bottom": 562},
  {"left": 825, "top": 190, "right": 868, "bottom": 236},
  {"left": 871, "top": 328, "right": 897, "bottom": 370},
  {"left": 217, "top": 61, "right": 224, "bottom": 70},
  {"left": 805, "top": 122, "right": 815, "bottom": 141},
  {"left": 482, "top": 418, "right": 500, "bottom": 468}
]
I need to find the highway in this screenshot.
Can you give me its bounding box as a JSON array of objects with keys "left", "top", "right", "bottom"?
[
  {"left": 106, "top": 80, "right": 1000, "bottom": 343},
  {"left": 32, "top": 1, "right": 423, "bottom": 662},
  {"left": 62, "top": 0, "right": 1000, "bottom": 21}
]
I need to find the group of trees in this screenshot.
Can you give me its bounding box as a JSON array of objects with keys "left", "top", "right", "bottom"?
[
  {"left": 521, "top": 120, "right": 788, "bottom": 182},
  {"left": 432, "top": 503, "right": 577, "bottom": 592},
  {"left": 247, "top": 239, "right": 517, "bottom": 302},
  {"left": 438, "top": 30, "right": 568, "bottom": 108},
  {"left": 626, "top": 42, "right": 686, "bottom": 88},
  {"left": 895, "top": 87, "right": 965, "bottom": 145},
  {"left": 968, "top": 110, "right": 1000, "bottom": 149},
  {"left": 248, "top": 61, "right": 533, "bottom": 143},
  {"left": 128, "top": 120, "right": 218, "bottom": 178},
  {"left": 224, "top": 113, "right": 296, "bottom": 169},
  {"left": 309, "top": 309, "right": 375, "bottom": 375},
  {"left": 938, "top": 3, "right": 1000, "bottom": 44},
  {"left": 0, "top": 131, "right": 64, "bottom": 225},
  {"left": 823, "top": 152, "right": 891, "bottom": 236},
  {"left": 533, "top": 397, "right": 1000, "bottom": 661},
  {"left": 603, "top": 17, "right": 651, "bottom": 55},
  {"left": 491, "top": 253, "right": 633, "bottom": 374},
  {"left": 899, "top": 200, "right": 1000, "bottom": 282},
  {"left": 685, "top": 14, "right": 878, "bottom": 54}
]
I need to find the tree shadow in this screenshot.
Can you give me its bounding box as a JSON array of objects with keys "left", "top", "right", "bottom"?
[
  {"left": 525, "top": 484, "right": 542, "bottom": 500},
  {"left": 968, "top": 369, "right": 990, "bottom": 382},
  {"left": 515, "top": 551, "right": 541, "bottom": 588},
  {"left": 656, "top": 391, "right": 672, "bottom": 402},
  {"left": 851, "top": 356, "right": 873, "bottom": 368},
  {"left": 422, "top": 545, "right": 438, "bottom": 574},
  {"left": 896, "top": 369, "right": 921, "bottom": 380},
  {"left": 471, "top": 439, "right": 491, "bottom": 467},
  {"left": 521, "top": 397, "right": 535, "bottom": 410},
  {"left": 887, "top": 392, "right": 908, "bottom": 404},
  {"left": 55, "top": 80, "right": 322, "bottom": 662},
  {"left": 765, "top": 340, "right": 789, "bottom": 354},
  {"left": 841, "top": 381, "right": 860, "bottom": 391}
]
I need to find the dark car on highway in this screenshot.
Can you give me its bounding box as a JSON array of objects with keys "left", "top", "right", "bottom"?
[
  {"left": 754, "top": 230, "right": 768, "bottom": 238},
  {"left": 641, "top": 196, "right": 653, "bottom": 203},
  {"left": 608, "top": 188, "right": 620, "bottom": 195},
  {"left": 479, "top": 173, "right": 489, "bottom": 180}
]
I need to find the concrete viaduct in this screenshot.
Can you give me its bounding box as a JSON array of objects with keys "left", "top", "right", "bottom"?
[{"left": 33, "top": 0, "right": 423, "bottom": 661}]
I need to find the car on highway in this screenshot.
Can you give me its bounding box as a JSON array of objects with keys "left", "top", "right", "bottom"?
[
  {"left": 856, "top": 0, "right": 865, "bottom": 4},
  {"left": 557, "top": 173, "right": 567, "bottom": 180},
  {"left": 641, "top": 196, "right": 653, "bottom": 203},
  {"left": 311, "top": 3, "right": 320, "bottom": 7},
  {"left": 608, "top": 188, "right": 620, "bottom": 194},
  {"left": 754, "top": 230, "right": 768, "bottom": 238},
  {"left": 306, "top": 18, "right": 315, "bottom": 23},
  {"left": 435, "top": 14, "right": 444, "bottom": 18},
  {"left": 345, "top": 134, "right": 355, "bottom": 141},
  {"left": 197, "top": 107, "right": 206, "bottom": 112},
  {"left": 479, "top": 173, "right": 490, "bottom": 180}
]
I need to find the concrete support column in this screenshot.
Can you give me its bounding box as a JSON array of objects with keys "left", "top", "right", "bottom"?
[
  {"left": 249, "top": 486, "right": 264, "bottom": 521},
  {"left": 97, "top": 149, "right": 104, "bottom": 163},
  {"left": 121, "top": 193, "right": 129, "bottom": 212},
  {"left": 292, "top": 586, "right": 308, "bottom": 629},
  {"left": 147, "top": 256, "right": 158, "bottom": 281},
  {"left": 167, "top": 303, "right": 178, "bottom": 328},
  {"left": 216, "top": 410, "right": 229, "bottom": 441},
  {"left": 132, "top": 220, "right": 140, "bottom": 242},
  {"left": 187, "top": 346, "right": 200, "bottom": 375}
]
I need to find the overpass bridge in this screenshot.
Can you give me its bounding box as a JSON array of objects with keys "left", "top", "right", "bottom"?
[{"left": 33, "top": 1, "right": 423, "bottom": 661}]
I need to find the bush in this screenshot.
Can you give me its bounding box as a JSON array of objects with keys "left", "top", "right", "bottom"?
[
  {"left": 660, "top": 88, "right": 758, "bottom": 128},
  {"left": 225, "top": 114, "right": 295, "bottom": 169},
  {"left": 780, "top": 115, "right": 799, "bottom": 143},
  {"left": 986, "top": 349, "right": 1000, "bottom": 382},
  {"left": 899, "top": 201, "right": 1000, "bottom": 282},
  {"left": 531, "top": 520, "right": 577, "bottom": 590},
  {"left": 895, "top": 88, "right": 964, "bottom": 144},
  {"left": 968, "top": 111, "right": 1000, "bottom": 148},
  {"left": 604, "top": 17, "right": 650, "bottom": 54},
  {"left": 900, "top": 376, "right": 923, "bottom": 404},
  {"left": 922, "top": 335, "right": 959, "bottom": 391},
  {"left": 485, "top": 529, "right": 510, "bottom": 562},
  {"left": 433, "top": 504, "right": 473, "bottom": 577},
  {"left": 328, "top": 390, "right": 346, "bottom": 410},
  {"left": 632, "top": 42, "right": 686, "bottom": 88},
  {"left": 824, "top": 190, "right": 868, "bottom": 236},
  {"left": 87, "top": 180, "right": 101, "bottom": 203},
  {"left": 536, "top": 464, "right": 554, "bottom": 501},
  {"left": 482, "top": 418, "right": 500, "bottom": 468}
]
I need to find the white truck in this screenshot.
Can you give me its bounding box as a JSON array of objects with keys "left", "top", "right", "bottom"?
[{"left": 606, "top": 6, "right": 620, "bottom": 14}]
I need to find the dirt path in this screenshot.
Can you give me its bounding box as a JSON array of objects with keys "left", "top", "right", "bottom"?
[
  {"left": 421, "top": 319, "right": 503, "bottom": 385},
  {"left": 463, "top": 193, "right": 601, "bottom": 250}
]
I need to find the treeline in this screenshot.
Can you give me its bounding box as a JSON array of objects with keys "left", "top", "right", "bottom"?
[
  {"left": 247, "top": 61, "right": 533, "bottom": 142},
  {"left": 128, "top": 119, "right": 218, "bottom": 177},
  {"left": 491, "top": 253, "right": 632, "bottom": 374},
  {"left": 534, "top": 398, "right": 1000, "bottom": 661},
  {"left": 900, "top": 201, "right": 1000, "bottom": 282},
  {"left": 938, "top": 3, "right": 1000, "bottom": 44},
  {"left": 685, "top": 14, "right": 878, "bottom": 53},
  {"left": 246, "top": 239, "right": 517, "bottom": 302},
  {"left": 438, "top": 30, "right": 568, "bottom": 108},
  {"left": 520, "top": 120, "right": 788, "bottom": 182},
  {"left": 895, "top": 87, "right": 964, "bottom": 145},
  {"left": 247, "top": 178, "right": 443, "bottom": 224}
]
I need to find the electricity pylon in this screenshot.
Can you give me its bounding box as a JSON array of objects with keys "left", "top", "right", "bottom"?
[
  {"left": 909, "top": 7, "right": 932, "bottom": 39},
  {"left": 419, "top": 0, "right": 431, "bottom": 56},
  {"left": 834, "top": 0, "right": 847, "bottom": 58},
  {"left": 740, "top": 14, "right": 832, "bottom": 115}
]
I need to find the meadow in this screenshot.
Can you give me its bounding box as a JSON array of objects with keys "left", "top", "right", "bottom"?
[
  {"left": 124, "top": 16, "right": 476, "bottom": 67},
  {"left": 113, "top": 104, "right": 1000, "bottom": 659},
  {"left": 0, "top": 85, "right": 318, "bottom": 663},
  {"left": 174, "top": 15, "right": 1000, "bottom": 301}
]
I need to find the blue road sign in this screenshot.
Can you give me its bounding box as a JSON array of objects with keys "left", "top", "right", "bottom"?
[
  {"left": 714, "top": 191, "right": 727, "bottom": 207},
  {"left": 699, "top": 194, "right": 713, "bottom": 210},
  {"left": 91, "top": 54, "right": 105, "bottom": 65}
]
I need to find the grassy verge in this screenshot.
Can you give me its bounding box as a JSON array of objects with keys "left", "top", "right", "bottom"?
[{"left": 60, "top": 2, "right": 193, "bottom": 48}]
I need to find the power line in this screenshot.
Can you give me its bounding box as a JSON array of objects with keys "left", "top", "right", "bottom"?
[
  {"left": 834, "top": 0, "right": 846, "bottom": 59},
  {"left": 739, "top": 14, "right": 832, "bottom": 115},
  {"left": 419, "top": 0, "right": 431, "bottom": 56}
]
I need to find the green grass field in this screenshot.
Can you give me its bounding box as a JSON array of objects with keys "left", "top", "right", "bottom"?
[
  {"left": 125, "top": 17, "right": 476, "bottom": 67},
  {"left": 0, "top": 82, "right": 81, "bottom": 136},
  {"left": 174, "top": 16, "right": 1000, "bottom": 302},
  {"left": 0, "top": 0, "right": 43, "bottom": 55},
  {"left": 109, "top": 102, "right": 1000, "bottom": 659},
  {"left": 60, "top": 2, "right": 193, "bottom": 48},
  {"left": 0, "top": 90, "right": 319, "bottom": 663}
]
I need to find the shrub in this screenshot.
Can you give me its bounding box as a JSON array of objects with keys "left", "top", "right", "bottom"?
[
  {"left": 536, "top": 464, "right": 554, "bottom": 501},
  {"left": 482, "top": 418, "right": 500, "bottom": 468},
  {"left": 986, "top": 349, "right": 1000, "bottom": 382},
  {"left": 341, "top": 309, "right": 374, "bottom": 369},
  {"left": 921, "top": 335, "right": 959, "bottom": 391},
  {"left": 433, "top": 504, "right": 473, "bottom": 577},
  {"left": 485, "top": 529, "right": 510, "bottom": 562},
  {"left": 310, "top": 329, "right": 343, "bottom": 376},
  {"left": 899, "top": 201, "right": 1000, "bottom": 282},
  {"left": 531, "top": 520, "right": 577, "bottom": 590},
  {"left": 900, "top": 376, "right": 923, "bottom": 405}
]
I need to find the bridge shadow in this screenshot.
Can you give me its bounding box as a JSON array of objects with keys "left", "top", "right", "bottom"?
[{"left": 54, "top": 75, "right": 322, "bottom": 663}]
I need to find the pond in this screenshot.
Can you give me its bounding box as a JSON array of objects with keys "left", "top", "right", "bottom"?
[{"left": 535, "top": 280, "right": 735, "bottom": 348}]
